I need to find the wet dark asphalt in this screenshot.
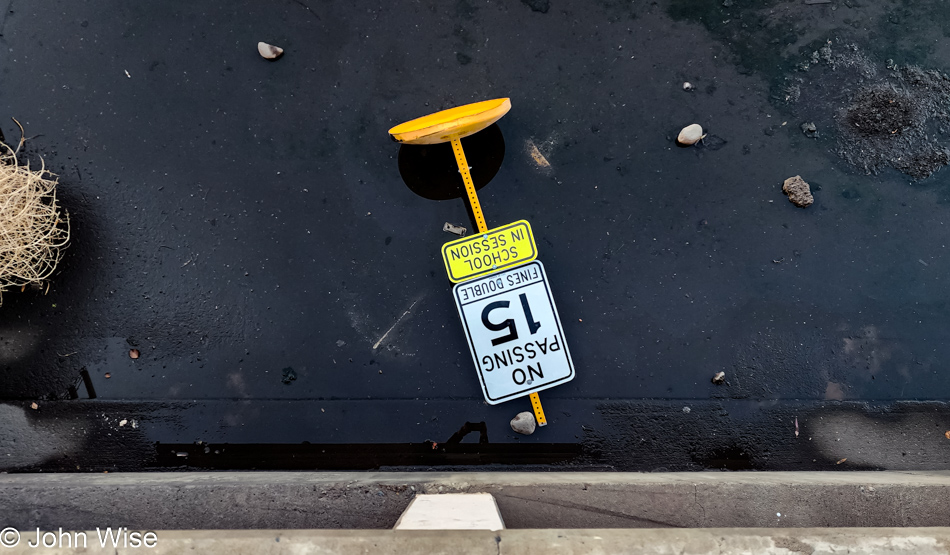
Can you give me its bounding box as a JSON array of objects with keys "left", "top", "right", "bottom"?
[{"left": 2, "top": 0, "right": 950, "bottom": 471}]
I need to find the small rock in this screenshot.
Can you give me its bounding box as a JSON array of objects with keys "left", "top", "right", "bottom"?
[
  {"left": 258, "top": 42, "right": 284, "bottom": 60},
  {"left": 119, "top": 419, "right": 128, "bottom": 427},
  {"left": 801, "top": 122, "right": 818, "bottom": 137},
  {"left": 129, "top": 349, "right": 140, "bottom": 359},
  {"left": 510, "top": 411, "right": 537, "bottom": 435},
  {"left": 281, "top": 367, "right": 297, "bottom": 384},
  {"left": 683, "top": 81, "right": 693, "bottom": 91},
  {"left": 783, "top": 175, "right": 814, "bottom": 207},
  {"left": 682, "top": 406, "right": 691, "bottom": 414},
  {"left": 443, "top": 222, "right": 468, "bottom": 236},
  {"left": 30, "top": 402, "right": 38, "bottom": 410},
  {"left": 712, "top": 371, "right": 726, "bottom": 385},
  {"left": 336, "top": 340, "right": 346, "bottom": 347},
  {"left": 677, "top": 124, "right": 705, "bottom": 146}
]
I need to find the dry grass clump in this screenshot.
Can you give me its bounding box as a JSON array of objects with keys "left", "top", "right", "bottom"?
[{"left": 0, "top": 130, "right": 70, "bottom": 305}]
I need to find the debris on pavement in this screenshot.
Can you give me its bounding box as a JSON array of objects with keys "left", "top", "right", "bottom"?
[
  {"left": 677, "top": 124, "right": 705, "bottom": 146},
  {"left": 712, "top": 371, "right": 725, "bottom": 385},
  {"left": 104, "top": 373, "right": 111, "bottom": 379},
  {"left": 801, "top": 122, "right": 818, "bottom": 137},
  {"left": 443, "top": 222, "right": 467, "bottom": 236},
  {"left": 682, "top": 406, "right": 691, "bottom": 414},
  {"left": 682, "top": 82, "right": 693, "bottom": 91},
  {"left": 510, "top": 411, "right": 537, "bottom": 435},
  {"left": 30, "top": 402, "right": 38, "bottom": 410},
  {"left": 258, "top": 42, "right": 284, "bottom": 60},
  {"left": 783, "top": 175, "right": 814, "bottom": 207},
  {"left": 119, "top": 419, "right": 128, "bottom": 427},
  {"left": 795, "top": 417, "right": 800, "bottom": 437},
  {"left": 281, "top": 367, "right": 297, "bottom": 384},
  {"left": 526, "top": 141, "right": 551, "bottom": 168},
  {"left": 944, "top": 430, "right": 950, "bottom": 440},
  {"left": 129, "top": 348, "right": 140, "bottom": 359},
  {"left": 836, "top": 458, "right": 847, "bottom": 465}
]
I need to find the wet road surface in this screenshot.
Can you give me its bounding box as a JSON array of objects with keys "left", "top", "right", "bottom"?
[{"left": 2, "top": 0, "right": 950, "bottom": 471}]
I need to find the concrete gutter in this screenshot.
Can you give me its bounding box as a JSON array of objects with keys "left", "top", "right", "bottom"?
[
  {"left": 3, "top": 529, "right": 950, "bottom": 555},
  {"left": 2, "top": 471, "right": 950, "bottom": 530}
]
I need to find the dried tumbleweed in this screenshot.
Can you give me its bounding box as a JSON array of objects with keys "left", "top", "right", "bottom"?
[{"left": 0, "top": 136, "right": 70, "bottom": 304}]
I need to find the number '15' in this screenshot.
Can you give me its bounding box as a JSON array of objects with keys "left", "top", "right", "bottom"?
[{"left": 480, "top": 293, "right": 541, "bottom": 346}]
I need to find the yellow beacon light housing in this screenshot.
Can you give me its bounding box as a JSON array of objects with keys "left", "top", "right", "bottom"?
[{"left": 388, "top": 98, "right": 511, "bottom": 145}]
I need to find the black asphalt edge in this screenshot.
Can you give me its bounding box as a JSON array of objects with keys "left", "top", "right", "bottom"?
[{"left": 4, "top": 399, "right": 950, "bottom": 473}]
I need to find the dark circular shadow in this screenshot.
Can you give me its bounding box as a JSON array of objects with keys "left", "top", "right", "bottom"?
[{"left": 397, "top": 123, "right": 505, "bottom": 200}]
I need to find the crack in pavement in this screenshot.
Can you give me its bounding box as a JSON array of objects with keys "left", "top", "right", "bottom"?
[
  {"left": 693, "top": 483, "right": 707, "bottom": 525},
  {"left": 372, "top": 297, "right": 422, "bottom": 351},
  {"left": 498, "top": 493, "right": 684, "bottom": 528},
  {"left": 289, "top": 0, "right": 320, "bottom": 21}
]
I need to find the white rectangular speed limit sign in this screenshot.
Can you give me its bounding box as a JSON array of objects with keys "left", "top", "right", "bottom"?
[{"left": 453, "top": 260, "right": 575, "bottom": 404}]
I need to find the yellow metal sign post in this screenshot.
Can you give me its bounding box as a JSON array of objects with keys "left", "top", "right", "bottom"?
[{"left": 389, "top": 98, "right": 547, "bottom": 427}]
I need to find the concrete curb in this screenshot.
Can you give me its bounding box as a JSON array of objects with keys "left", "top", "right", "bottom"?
[
  {"left": 2, "top": 472, "right": 950, "bottom": 530},
  {"left": 4, "top": 529, "right": 950, "bottom": 554}
]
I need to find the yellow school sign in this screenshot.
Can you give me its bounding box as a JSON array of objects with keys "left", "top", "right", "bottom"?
[{"left": 441, "top": 220, "right": 537, "bottom": 283}]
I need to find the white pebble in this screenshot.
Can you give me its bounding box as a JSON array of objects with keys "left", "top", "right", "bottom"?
[
  {"left": 683, "top": 82, "right": 693, "bottom": 91},
  {"left": 510, "top": 411, "right": 537, "bottom": 435},
  {"left": 258, "top": 42, "right": 284, "bottom": 60},
  {"left": 677, "top": 124, "right": 705, "bottom": 145}
]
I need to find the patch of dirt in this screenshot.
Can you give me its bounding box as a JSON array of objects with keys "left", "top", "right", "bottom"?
[
  {"left": 782, "top": 41, "right": 950, "bottom": 180},
  {"left": 845, "top": 86, "right": 919, "bottom": 138}
]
